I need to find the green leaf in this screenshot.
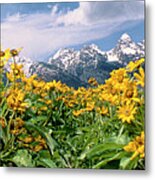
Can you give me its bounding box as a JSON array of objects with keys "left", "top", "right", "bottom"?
[
  {"left": 127, "top": 156, "right": 139, "bottom": 170},
  {"left": 12, "top": 149, "right": 34, "bottom": 167},
  {"left": 38, "top": 150, "right": 51, "bottom": 159},
  {"left": 82, "top": 143, "right": 124, "bottom": 159},
  {"left": 108, "top": 134, "right": 130, "bottom": 145},
  {"left": 37, "top": 158, "right": 57, "bottom": 168},
  {"left": 120, "top": 157, "right": 131, "bottom": 169},
  {"left": 93, "top": 152, "right": 124, "bottom": 169},
  {"left": 120, "top": 156, "right": 139, "bottom": 170},
  {"left": 0, "top": 102, "right": 8, "bottom": 116},
  {"left": 28, "top": 116, "right": 48, "bottom": 124},
  {"left": 0, "top": 124, "right": 3, "bottom": 140},
  {"left": 99, "top": 152, "right": 119, "bottom": 159},
  {"left": 0, "top": 124, "right": 9, "bottom": 146}
]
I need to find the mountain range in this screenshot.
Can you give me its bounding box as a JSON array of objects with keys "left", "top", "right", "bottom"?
[{"left": 5, "top": 33, "right": 145, "bottom": 88}]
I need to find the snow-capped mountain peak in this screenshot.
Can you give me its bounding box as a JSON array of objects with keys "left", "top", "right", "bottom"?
[
  {"left": 119, "top": 33, "right": 132, "bottom": 42},
  {"left": 107, "top": 33, "right": 144, "bottom": 62},
  {"left": 82, "top": 44, "right": 105, "bottom": 56},
  {"left": 48, "top": 33, "right": 144, "bottom": 70},
  {"left": 52, "top": 48, "right": 76, "bottom": 60},
  {"left": 4, "top": 33, "right": 144, "bottom": 88},
  {"left": 49, "top": 48, "right": 79, "bottom": 70}
]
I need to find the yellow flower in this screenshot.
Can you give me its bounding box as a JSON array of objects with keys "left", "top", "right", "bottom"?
[
  {"left": 73, "top": 109, "right": 85, "bottom": 117},
  {"left": 44, "top": 80, "right": 62, "bottom": 91},
  {"left": 14, "top": 117, "right": 25, "bottom": 129},
  {"left": 0, "top": 48, "right": 11, "bottom": 68},
  {"left": 0, "top": 117, "right": 6, "bottom": 128},
  {"left": 33, "top": 135, "right": 47, "bottom": 150},
  {"left": 46, "top": 100, "right": 52, "bottom": 105},
  {"left": 117, "top": 103, "right": 137, "bottom": 123},
  {"left": 21, "top": 74, "right": 38, "bottom": 91},
  {"left": 96, "top": 106, "right": 108, "bottom": 115},
  {"left": 67, "top": 100, "right": 75, "bottom": 108},
  {"left": 85, "top": 101, "right": 95, "bottom": 111},
  {"left": 124, "top": 131, "right": 145, "bottom": 160},
  {"left": 6, "top": 72, "right": 14, "bottom": 82},
  {"left": 6, "top": 88, "right": 28, "bottom": 112},
  {"left": 123, "top": 142, "right": 137, "bottom": 152},
  {"left": 7, "top": 63, "right": 24, "bottom": 81},
  {"left": 33, "top": 145, "right": 43, "bottom": 152},
  {"left": 134, "top": 67, "right": 145, "bottom": 87},
  {"left": 10, "top": 48, "right": 22, "bottom": 57},
  {"left": 11, "top": 129, "right": 20, "bottom": 135},
  {"left": 19, "top": 136, "right": 33, "bottom": 143},
  {"left": 40, "top": 106, "right": 48, "bottom": 111},
  {"left": 126, "top": 58, "right": 144, "bottom": 72},
  {"left": 110, "top": 68, "right": 127, "bottom": 84},
  {"left": 88, "top": 77, "right": 98, "bottom": 86},
  {"left": 121, "top": 80, "right": 140, "bottom": 104}
]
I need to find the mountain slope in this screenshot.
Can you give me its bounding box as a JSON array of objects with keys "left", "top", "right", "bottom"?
[
  {"left": 48, "top": 33, "right": 144, "bottom": 84},
  {"left": 4, "top": 33, "right": 145, "bottom": 88}
]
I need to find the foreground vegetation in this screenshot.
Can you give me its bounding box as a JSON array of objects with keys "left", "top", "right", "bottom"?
[{"left": 0, "top": 48, "right": 145, "bottom": 169}]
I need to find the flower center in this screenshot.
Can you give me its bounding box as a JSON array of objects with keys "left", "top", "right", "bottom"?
[
  {"left": 111, "top": 88, "right": 117, "bottom": 95},
  {"left": 10, "top": 49, "right": 18, "bottom": 57},
  {"left": 126, "top": 89, "right": 134, "bottom": 98},
  {"left": 14, "top": 69, "right": 20, "bottom": 76},
  {"left": 0, "top": 51, "right": 5, "bottom": 57},
  {"left": 118, "top": 75, "right": 124, "bottom": 83},
  {"left": 125, "top": 110, "right": 130, "bottom": 116}
]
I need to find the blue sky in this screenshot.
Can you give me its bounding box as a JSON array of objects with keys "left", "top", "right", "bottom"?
[
  {"left": 1, "top": 2, "right": 79, "bottom": 19},
  {"left": 1, "top": 1, "right": 144, "bottom": 60}
]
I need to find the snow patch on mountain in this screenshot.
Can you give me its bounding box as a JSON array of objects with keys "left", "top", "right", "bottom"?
[
  {"left": 106, "top": 33, "right": 144, "bottom": 62},
  {"left": 4, "top": 33, "right": 145, "bottom": 88}
]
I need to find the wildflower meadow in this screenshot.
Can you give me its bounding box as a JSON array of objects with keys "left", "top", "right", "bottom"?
[{"left": 0, "top": 48, "right": 145, "bottom": 169}]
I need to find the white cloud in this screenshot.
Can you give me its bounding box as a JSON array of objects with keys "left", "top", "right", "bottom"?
[
  {"left": 1, "top": 1, "right": 144, "bottom": 60},
  {"left": 56, "top": 1, "right": 144, "bottom": 25}
]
